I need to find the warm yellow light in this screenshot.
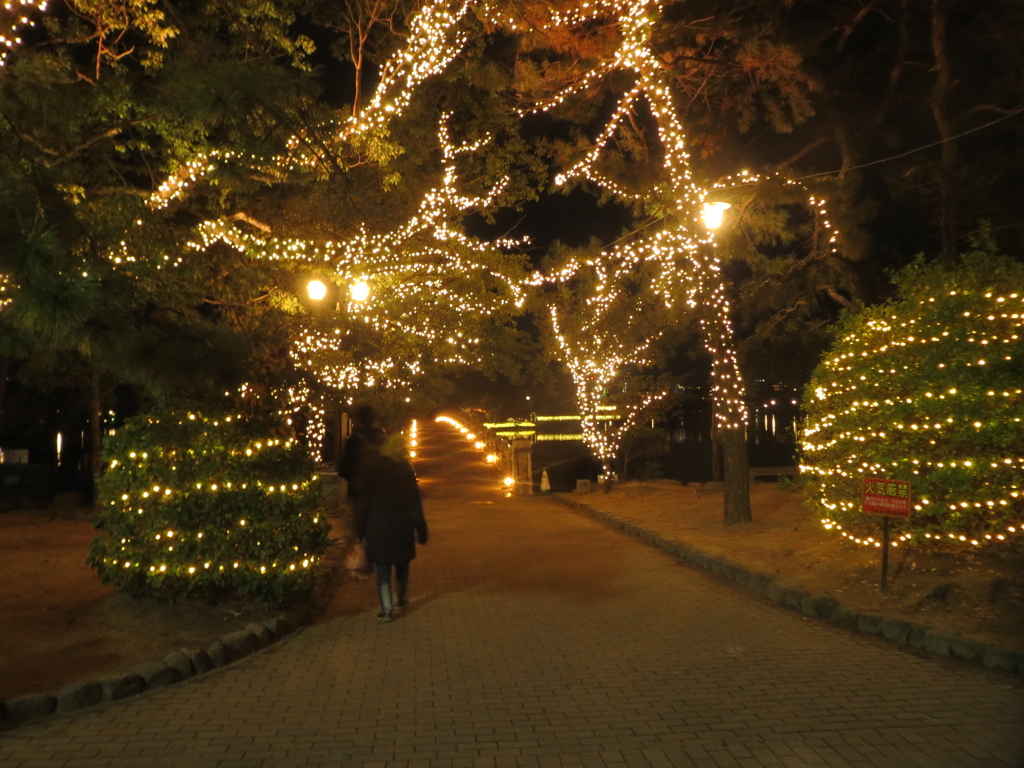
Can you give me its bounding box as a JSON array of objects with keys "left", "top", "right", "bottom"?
[
  {"left": 350, "top": 280, "right": 370, "bottom": 302},
  {"left": 134, "top": 0, "right": 844, "bottom": 472},
  {"left": 701, "top": 201, "right": 731, "bottom": 230},
  {"left": 307, "top": 279, "right": 328, "bottom": 301},
  {"left": 486, "top": 454, "right": 498, "bottom": 463},
  {"left": 503, "top": 476, "right": 514, "bottom": 487}
]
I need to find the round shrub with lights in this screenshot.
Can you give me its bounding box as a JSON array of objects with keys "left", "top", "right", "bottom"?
[
  {"left": 801, "top": 242, "right": 1024, "bottom": 549},
  {"left": 88, "top": 411, "right": 329, "bottom": 607}
]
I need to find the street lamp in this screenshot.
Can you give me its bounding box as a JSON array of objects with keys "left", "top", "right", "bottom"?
[
  {"left": 307, "top": 279, "right": 328, "bottom": 301},
  {"left": 350, "top": 279, "right": 370, "bottom": 302},
  {"left": 701, "top": 201, "right": 731, "bottom": 230}
]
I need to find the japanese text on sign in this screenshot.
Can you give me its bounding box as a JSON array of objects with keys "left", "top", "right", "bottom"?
[{"left": 862, "top": 478, "right": 911, "bottom": 518}]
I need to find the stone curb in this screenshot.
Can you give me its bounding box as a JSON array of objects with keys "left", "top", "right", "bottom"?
[
  {"left": 0, "top": 510, "right": 349, "bottom": 730},
  {"left": 0, "top": 614, "right": 301, "bottom": 729},
  {"left": 551, "top": 494, "right": 1024, "bottom": 678}
]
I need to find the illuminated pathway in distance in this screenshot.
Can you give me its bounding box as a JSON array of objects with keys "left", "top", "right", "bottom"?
[{"left": 1, "top": 419, "right": 1022, "bottom": 767}]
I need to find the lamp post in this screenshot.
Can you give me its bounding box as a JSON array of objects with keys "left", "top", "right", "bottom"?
[{"left": 304, "top": 276, "right": 370, "bottom": 466}]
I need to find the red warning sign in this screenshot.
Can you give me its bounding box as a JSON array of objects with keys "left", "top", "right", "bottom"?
[{"left": 862, "top": 478, "right": 911, "bottom": 518}]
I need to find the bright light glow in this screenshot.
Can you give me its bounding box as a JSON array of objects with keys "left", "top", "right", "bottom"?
[
  {"left": 350, "top": 280, "right": 370, "bottom": 302},
  {"left": 802, "top": 274, "right": 1024, "bottom": 550},
  {"left": 0, "top": 1, "right": 47, "bottom": 67},
  {"left": 503, "top": 476, "right": 514, "bottom": 487},
  {"left": 307, "top": 280, "right": 328, "bottom": 301},
  {"left": 94, "top": 0, "right": 844, "bottom": 475},
  {"left": 701, "top": 201, "right": 731, "bottom": 230}
]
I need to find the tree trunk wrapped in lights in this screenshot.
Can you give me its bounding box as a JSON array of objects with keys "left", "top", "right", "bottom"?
[
  {"left": 700, "top": 282, "right": 752, "bottom": 525},
  {"left": 545, "top": 263, "right": 673, "bottom": 474},
  {"left": 94, "top": 0, "right": 841, "bottom": 526},
  {"left": 504, "top": 0, "right": 756, "bottom": 522}
]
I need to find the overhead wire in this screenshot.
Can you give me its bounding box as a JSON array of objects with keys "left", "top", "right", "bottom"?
[{"left": 590, "top": 105, "right": 1024, "bottom": 252}]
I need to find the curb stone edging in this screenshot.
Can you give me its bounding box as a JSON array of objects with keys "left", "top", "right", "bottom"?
[
  {"left": 0, "top": 527, "right": 347, "bottom": 730},
  {"left": 0, "top": 479, "right": 350, "bottom": 729},
  {"left": 551, "top": 494, "right": 1024, "bottom": 678},
  {"left": 0, "top": 614, "right": 300, "bottom": 728}
]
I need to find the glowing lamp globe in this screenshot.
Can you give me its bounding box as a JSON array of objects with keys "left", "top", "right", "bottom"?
[
  {"left": 701, "top": 201, "right": 731, "bottom": 230},
  {"left": 307, "top": 279, "right": 328, "bottom": 301},
  {"left": 350, "top": 280, "right": 370, "bottom": 302}
]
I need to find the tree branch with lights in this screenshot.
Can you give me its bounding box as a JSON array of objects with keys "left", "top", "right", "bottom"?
[{"left": 11, "top": 0, "right": 844, "bottom": 526}]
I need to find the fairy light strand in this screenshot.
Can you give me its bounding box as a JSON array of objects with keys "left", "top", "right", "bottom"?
[
  {"left": 802, "top": 280, "right": 1024, "bottom": 549},
  {"left": 11, "top": 1, "right": 838, "bottom": 501},
  {"left": 0, "top": 0, "right": 46, "bottom": 67},
  {"left": 92, "top": 411, "right": 327, "bottom": 587}
]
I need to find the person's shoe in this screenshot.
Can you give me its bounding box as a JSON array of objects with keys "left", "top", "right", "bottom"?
[
  {"left": 376, "top": 611, "right": 393, "bottom": 622},
  {"left": 394, "top": 598, "right": 407, "bottom": 610}
]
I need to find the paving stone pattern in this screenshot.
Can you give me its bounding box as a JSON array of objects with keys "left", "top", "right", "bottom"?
[{"left": 1, "top": 422, "right": 1022, "bottom": 768}]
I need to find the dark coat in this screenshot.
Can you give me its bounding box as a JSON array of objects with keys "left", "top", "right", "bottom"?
[
  {"left": 339, "top": 424, "right": 385, "bottom": 500},
  {"left": 354, "top": 455, "right": 428, "bottom": 565}
]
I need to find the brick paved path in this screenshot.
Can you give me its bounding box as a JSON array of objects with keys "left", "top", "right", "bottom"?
[{"left": 2, "top": 421, "right": 1022, "bottom": 768}]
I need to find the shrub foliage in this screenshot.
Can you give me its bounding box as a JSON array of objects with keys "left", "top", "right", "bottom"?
[
  {"left": 801, "top": 238, "right": 1024, "bottom": 547},
  {"left": 88, "top": 411, "right": 328, "bottom": 606}
]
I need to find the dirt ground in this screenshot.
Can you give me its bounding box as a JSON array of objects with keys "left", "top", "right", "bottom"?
[
  {"left": 573, "top": 480, "right": 1024, "bottom": 656},
  {"left": 0, "top": 507, "right": 289, "bottom": 701},
  {"left": 2, "top": 480, "right": 1021, "bottom": 702}
]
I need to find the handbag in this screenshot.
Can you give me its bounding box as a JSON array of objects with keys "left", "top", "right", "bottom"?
[{"left": 343, "top": 539, "right": 371, "bottom": 573}]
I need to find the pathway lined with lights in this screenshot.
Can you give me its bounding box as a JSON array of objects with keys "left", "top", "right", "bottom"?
[{"left": 2, "top": 418, "right": 1022, "bottom": 768}]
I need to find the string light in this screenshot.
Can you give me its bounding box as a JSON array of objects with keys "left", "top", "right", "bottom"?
[
  {"left": 0, "top": 0, "right": 46, "bottom": 67},
  {"left": 146, "top": 0, "right": 476, "bottom": 208},
  {"left": 485, "top": 0, "right": 765, "bottom": 464},
  {"left": 90, "top": 411, "right": 329, "bottom": 600},
  {"left": 802, "top": 268, "right": 1024, "bottom": 549},
  {"left": 4, "top": 0, "right": 839, "bottom": 481},
  {"left": 0, "top": 4, "right": 48, "bottom": 300},
  {"left": 187, "top": 118, "right": 525, "bottom": 383}
]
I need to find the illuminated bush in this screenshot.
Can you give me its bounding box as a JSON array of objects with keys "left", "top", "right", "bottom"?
[
  {"left": 801, "top": 240, "right": 1024, "bottom": 548},
  {"left": 88, "top": 411, "right": 328, "bottom": 607}
]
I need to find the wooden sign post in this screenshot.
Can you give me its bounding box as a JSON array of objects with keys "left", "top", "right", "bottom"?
[{"left": 861, "top": 478, "right": 911, "bottom": 590}]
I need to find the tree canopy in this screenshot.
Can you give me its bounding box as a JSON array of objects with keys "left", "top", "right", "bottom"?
[{"left": 1, "top": 0, "right": 1021, "bottom": 510}]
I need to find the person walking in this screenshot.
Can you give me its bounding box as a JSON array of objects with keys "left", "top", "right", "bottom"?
[
  {"left": 354, "top": 433, "right": 428, "bottom": 622},
  {"left": 339, "top": 405, "right": 386, "bottom": 505}
]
